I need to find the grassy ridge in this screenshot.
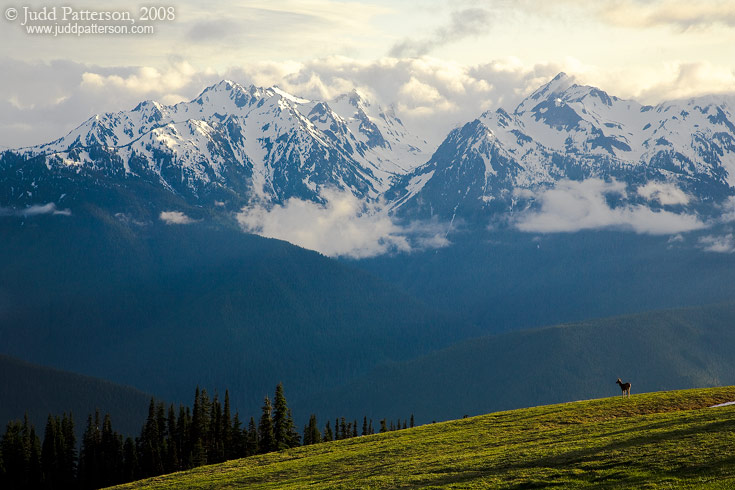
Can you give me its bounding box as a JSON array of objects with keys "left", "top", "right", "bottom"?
[{"left": 111, "top": 387, "right": 735, "bottom": 489}]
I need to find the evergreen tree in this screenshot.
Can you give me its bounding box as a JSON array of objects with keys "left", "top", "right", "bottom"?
[
  {"left": 362, "top": 416, "right": 368, "bottom": 436},
  {"left": 303, "top": 415, "right": 320, "bottom": 446},
  {"left": 191, "top": 387, "right": 211, "bottom": 465},
  {"left": 156, "top": 403, "right": 167, "bottom": 444},
  {"left": 286, "top": 408, "right": 300, "bottom": 448},
  {"left": 199, "top": 389, "right": 211, "bottom": 443},
  {"left": 61, "top": 413, "right": 76, "bottom": 487},
  {"left": 79, "top": 411, "right": 102, "bottom": 489},
  {"left": 191, "top": 386, "right": 201, "bottom": 444},
  {"left": 165, "top": 405, "right": 179, "bottom": 472},
  {"left": 368, "top": 419, "right": 374, "bottom": 435},
  {"left": 323, "top": 421, "right": 333, "bottom": 442},
  {"left": 1, "top": 420, "right": 26, "bottom": 489},
  {"left": 26, "top": 417, "right": 43, "bottom": 490},
  {"left": 379, "top": 419, "right": 387, "bottom": 433},
  {"left": 122, "top": 437, "right": 139, "bottom": 483},
  {"left": 139, "top": 400, "right": 164, "bottom": 477},
  {"left": 273, "top": 383, "right": 298, "bottom": 450},
  {"left": 410, "top": 414, "right": 415, "bottom": 428},
  {"left": 177, "top": 406, "right": 192, "bottom": 470},
  {"left": 230, "top": 412, "right": 243, "bottom": 460},
  {"left": 190, "top": 390, "right": 208, "bottom": 467},
  {"left": 309, "top": 415, "right": 320, "bottom": 446},
  {"left": 222, "top": 391, "right": 233, "bottom": 460},
  {"left": 191, "top": 439, "right": 207, "bottom": 468},
  {"left": 155, "top": 402, "right": 167, "bottom": 463},
  {"left": 302, "top": 424, "right": 310, "bottom": 446},
  {"left": 352, "top": 420, "right": 358, "bottom": 438},
  {"left": 99, "top": 413, "right": 123, "bottom": 487},
  {"left": 209, "top": 393, "right": 224, "bottom": 463},
  {"left": 258, "top": 396, "right": 275, "bottom": 453},
  {"left": 41, "top": 415, "right": 61, "bottom": 488},
  {"left": 0, "top": 416, "right": 44, "bottom": 489},
  {"left": 340, "top": 418, "right": 347, "bottom": 440},
  {"left": 246, "top": 417, "right": 258, "bottom": 456}
]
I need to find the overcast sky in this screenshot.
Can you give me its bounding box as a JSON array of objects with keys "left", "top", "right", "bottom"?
[{"left": 2, "top": 0, "right": 735, "bottom": 148}]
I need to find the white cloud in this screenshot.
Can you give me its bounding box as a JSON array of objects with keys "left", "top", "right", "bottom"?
[
  {"left": 224, "top": 56, "right": 564, "bottom": 146},
  {"left": 637, "top": 182, "right": 690, "bottom": 205},
  {"left": 720, "top": 196, "right": 735, "bottom": 222},
  {"left": 159, "top": 211, "right": 197, "bottom": 225},
  {"left": 515, "top": 179, "right": 705, "bottom": 235},
  {"left": 698, "top": 233, "right": 735, "bottom": 253},
  {"left": 0, "top": 202, "right": 71, "bottom": 217},
  {"left": 634, "top": 61, "right": 735, "bottom": 102},
  {"left": 389, "top": 7, "right": 494, "bottom": 58},
  {"left": 236, "top": 189, "right": 448, "bottom": 258},
  {"left": 600, "top": 0, "right": 735, "bottom": 30},
  {"left": 0, "top": 55, "right": 570, "bottom": 149},
  {"left": 0, "top": 58, "right": 222, "bottom": 147},
  {"left": 80, "top": 61, "right": 204, "bottom": 97},
  {"left": 3, "top": 55, "right": 735, "bottom": 150}
]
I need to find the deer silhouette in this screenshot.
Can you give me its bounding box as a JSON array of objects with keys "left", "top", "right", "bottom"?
[{"left": 616, "top": 378, "right": 631, "bottom": 397}]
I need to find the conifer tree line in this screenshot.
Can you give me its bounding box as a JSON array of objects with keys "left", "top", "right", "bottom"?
[{"left": 0, "top": 382, "right": 415, "bottom": 489}]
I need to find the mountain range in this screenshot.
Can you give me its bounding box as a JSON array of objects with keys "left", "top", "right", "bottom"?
[{"left": 3, "top": 72, "right": 734, "bottom": 230}]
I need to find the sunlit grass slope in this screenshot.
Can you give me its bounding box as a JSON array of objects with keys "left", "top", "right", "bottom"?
[{"left": 111, "top": 387, "right": 735, "bottom": 489}]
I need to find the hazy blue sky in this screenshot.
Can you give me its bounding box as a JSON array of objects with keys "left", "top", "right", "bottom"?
[{"left": 2, "top": 0, "right": 735, "bottom": 146}]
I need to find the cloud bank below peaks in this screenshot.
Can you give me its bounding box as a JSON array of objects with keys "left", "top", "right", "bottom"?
[
  {"left": 514, "top": 179, "right": 705, "bottom": 235},
  {"left": 236, "top": 190, "right": 449, "bottom": 259},
  {"left": 0, "top": 202, "right": 71, "bottom": 217}
]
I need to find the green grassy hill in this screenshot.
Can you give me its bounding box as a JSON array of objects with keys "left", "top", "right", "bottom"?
[{"left": 111, "top": 386, "right": 735, "bottom": 489}]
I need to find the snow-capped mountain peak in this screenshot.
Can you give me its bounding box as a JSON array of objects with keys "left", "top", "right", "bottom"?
[
  {"left": 389, "top": 73, "right": 735, "bottom": 222},
  {"left": 514, "top": 72, "right": 576, "bottom": 114},
  {"left": 7, "top": 80, "right": 431, "bottom": 208}
]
